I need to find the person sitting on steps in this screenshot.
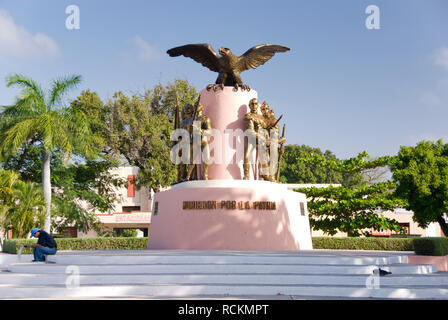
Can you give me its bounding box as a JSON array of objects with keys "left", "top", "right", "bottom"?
[{"left": 25, "top": 228, "right": 58, "bottom": 262}]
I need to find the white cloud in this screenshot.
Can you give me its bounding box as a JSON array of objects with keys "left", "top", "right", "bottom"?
[
  {"left": 0, "top": 9, "right": 59, "bottom": 59},
  {"left": 131, "top": 35, "right": 159, "bottom": 62},
  {"left": 433, "top": 47, "right": 448, "bottom": 71},
  {"left": 419, "top": 91, "right": 441, "bottom": 106}
]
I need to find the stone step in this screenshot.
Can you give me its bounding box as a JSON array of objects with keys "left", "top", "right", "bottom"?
[
  {"left": 7, "top": 262, "right": 436, "bottom": 275},
  {"left": 1, "top": 272, "right": 447, "bottom": 287},
  {"left": 2, "top": 250, "right": 445, "bottom": 299},
  {"left": 0, "top": 254, "right": 33, "bottom": 267},
  {"left": 0, "top": 283, "right": 447, "bottom": 299},
  {"left": 44, "top": 254, "right": 408, "bottom": 266}
]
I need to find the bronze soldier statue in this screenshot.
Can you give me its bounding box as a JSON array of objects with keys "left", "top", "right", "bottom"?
[
  {"left": 259, "top": 102, "right": 286, "bottom": 182},
  {"left": 185, "top": 101, "right": 212, "bottom": 180},
  {"left": 243, "top": 98, "right": 266, "bottom": 180},
  {"left": 178, "top": 104, "right": 195, "bottom": 181}
]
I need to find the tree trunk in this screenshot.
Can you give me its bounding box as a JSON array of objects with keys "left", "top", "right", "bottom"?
[
  {"left": 42, "top": 149, "right": 52, "bottom": 233},
  {"left": 437, "top": 215, "right": 448, "bottom": 237}
]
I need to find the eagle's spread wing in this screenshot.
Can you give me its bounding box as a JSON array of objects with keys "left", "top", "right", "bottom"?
[
  {"left": 237, "top": 44, "right": 290, "bottom": 72},
  {"left": 166, "top": 44, "right": 221, "bottom": 72}
]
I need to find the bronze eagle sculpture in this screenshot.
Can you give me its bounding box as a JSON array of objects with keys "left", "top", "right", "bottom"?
[{"left": 166, "top": 43, "right": 290, "bottom": 91}]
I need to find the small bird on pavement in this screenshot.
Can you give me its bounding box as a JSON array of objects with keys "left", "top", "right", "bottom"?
[{"left": 373, "top": 268, "right": 392, "bottom": 276}]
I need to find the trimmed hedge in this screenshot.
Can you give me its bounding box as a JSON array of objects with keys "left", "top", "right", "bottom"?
[
  {"left": 312, "top": 237, "right": 414, "bottom": 251},
  {"left": 2, "top": 237, "right": 148, "bottom": 254},
  {"left": 3, "top": 236, "right": 420, "bottom": 254},
  {"left": 412, "top": 237, "right": 448, "bottom": 256}
]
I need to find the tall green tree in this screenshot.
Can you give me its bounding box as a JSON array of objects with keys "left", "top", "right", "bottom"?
[
  {"left": 71, "top": 79, "right": 199, "bottom": 192},
  {"left": 391, "top": 140, "right": 448, "bottom": 237},
  {"left": 105, "top": 91, "right": 177, "bottom": 191},
  {"left": 1, "top": 140, "right": 125, "bottom": 234},
  {"left": 279, "top": 145, "right": 344, "bottom": 184},
  {"left": 296, "top": 151, "right": 404, "bottom": 236},
  {"left": 0, "top": 74, "right": 95, "bottom": 233},
  {"left": 279, "top": 144, "right": 365, "bottom": 188},
  {"left": 143, "top": 78, "right": 199, "bottom": 118},
  {"left": 298, "top": 182, "right": 404, "bottom": 236}
]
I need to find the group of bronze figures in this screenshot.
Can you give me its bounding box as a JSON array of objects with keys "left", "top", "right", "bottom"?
[
  {"left": 169, "top": 42, "right": 290, "bottom": 183},
  {"left": 176, "top": 100, "right": 212, "bottom": 181},
  {"left": 244, "top": 98, "right": 286, "bottom": 182},
  {"left": 174, "top": 98, "right": 286, "bottom": 183}
]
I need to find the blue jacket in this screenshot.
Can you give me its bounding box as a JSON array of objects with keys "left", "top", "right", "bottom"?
[{"left": 37, "top": 230, "right": 57, "bottom": 249}]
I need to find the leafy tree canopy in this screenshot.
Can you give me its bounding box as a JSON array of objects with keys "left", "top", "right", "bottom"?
[
  {"left": 1, "top": 142, "right": 125, "bottom": 234},
  {"left": 298, "top": 181, "right": 405, "bottom": 236},
  {"left": 391, "top": 140, "right": 448, "bottom": 236},
  {"left": 279, "top": 145, "right": 387, "bottom": 188},
  {"left": 279, "top": 144, "right": 343, "bottom": 184},
  {"left": 71, "top": 79, "right": 199, "bottom": 192},
  {"left": 295, "top": 151, "right": 404, "bottom": 236}
]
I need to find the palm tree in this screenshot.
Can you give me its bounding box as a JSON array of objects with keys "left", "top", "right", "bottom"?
[
  {"left": 3, "top": 180, "right": 45, "bottom": 238},
  {"left": 0, "top": 168, "right": 20, "bottom": 233},
  {"left": 0, "top": 169, "right": 44, "bottom": 238},
  {"left": 0, "top": 74, "right": 94, "bottom": 233}
]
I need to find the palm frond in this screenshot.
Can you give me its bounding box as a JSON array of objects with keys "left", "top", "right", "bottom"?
[
  {"left": 48, "top": 75, "right": 82, "bottom": 108},
  {"left": 0, "top": 92, "right": 44, "bottom": 123},
  {"left": 64, "top": 107, "right": 97, "bottom": 157},
  {"left": 0, "top": 118, "right": 39, "bottom": 155},
  {"left": 37, "top": 112, "right": 57, "bottom": 151},
  {"left": 5, "top": 74, "right": 46, "bottom": 105}
]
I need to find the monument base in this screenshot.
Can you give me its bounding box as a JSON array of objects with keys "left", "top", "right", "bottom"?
[{"left": 148, "top": 180, "right": 313, "bottom": 251}]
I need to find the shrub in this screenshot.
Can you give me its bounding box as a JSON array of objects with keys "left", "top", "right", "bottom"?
[
  {"left": 113, "top": 228, "right": 138, "bottom": 237},
  {"left": 2, "top": 239, "right": 36, "bottom": 254},
  {"left": 312, "top": 237, "right": 414, "bottom": 251},
  {"left": 2, "top": 237, "right": 148, "bottom": 254},
  {"left": 3, "top": 236, "right": 417, "bottom": 254},
  {"left": 412, "top": 237, "right": 448, "bottom": 256}
]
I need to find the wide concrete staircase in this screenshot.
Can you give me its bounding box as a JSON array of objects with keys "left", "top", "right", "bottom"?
[{"left": 1, "top": 250, "right": 447, "bottom": 299}]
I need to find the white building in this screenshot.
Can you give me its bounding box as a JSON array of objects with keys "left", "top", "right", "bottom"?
[{"left": 76, "top": 166, "right": 153, "bottom": 238}]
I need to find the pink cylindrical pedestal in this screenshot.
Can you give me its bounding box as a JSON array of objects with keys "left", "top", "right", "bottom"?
[
  {"left": 148, "top": 180, "right": 313, "bottom": 250},
  {"left": 200, "top": 87, "right": 258, "bottom": 180}
]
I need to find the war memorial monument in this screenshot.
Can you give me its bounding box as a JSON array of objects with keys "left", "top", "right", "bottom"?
[
  {"left": 148, "top": 43, "right": 313, "bottom": 250},
  {"left": 2, "top": 43, "right": 446, "bottom": 301}
]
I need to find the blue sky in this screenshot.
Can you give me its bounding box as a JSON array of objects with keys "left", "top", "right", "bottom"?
[{"left": 0, "top": 0, "right": 447, "bottom": 159}]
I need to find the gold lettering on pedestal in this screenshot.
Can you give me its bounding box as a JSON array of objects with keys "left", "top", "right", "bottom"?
[
  {"left": 182, "top": 200, "right": 277, "bottom": 211},
  {"left": 183, "top": 201, "right": 217, "bottom": 210}
]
